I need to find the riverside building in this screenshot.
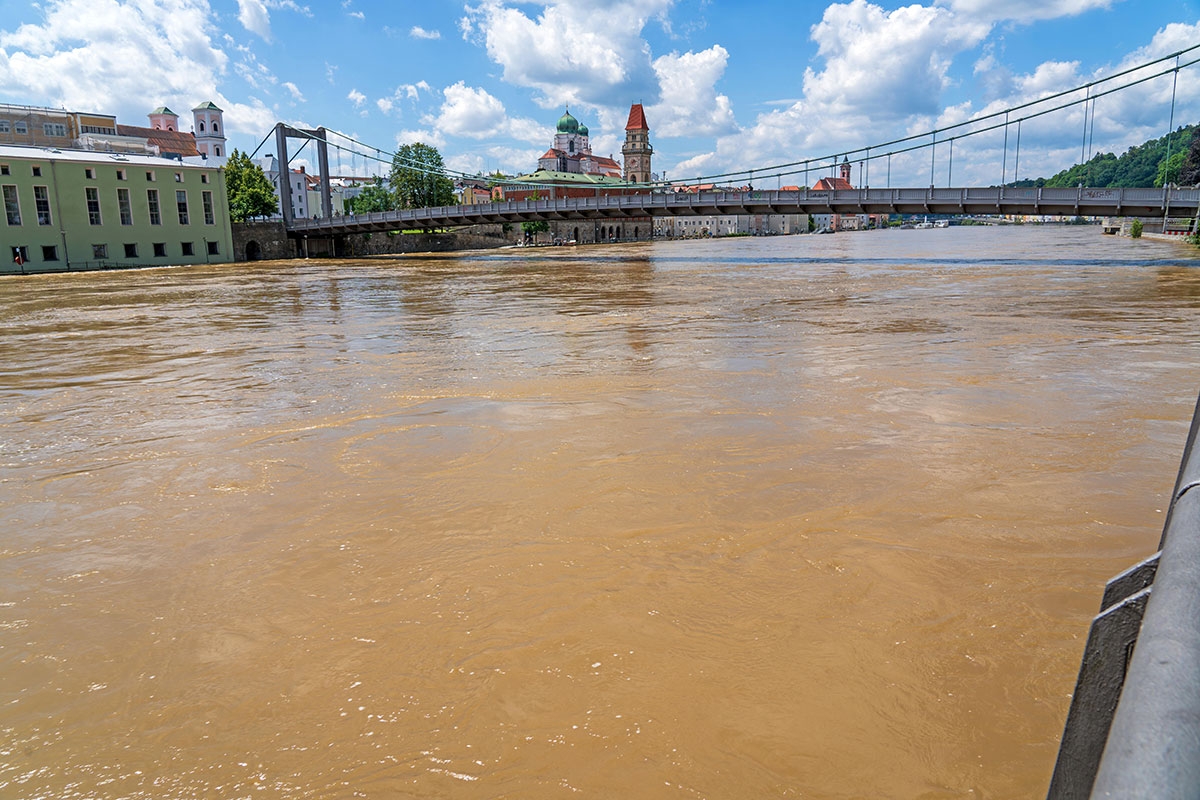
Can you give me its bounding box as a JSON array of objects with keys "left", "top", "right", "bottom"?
[{"left": 2, "top": 144, "right": 234, "bottom": 274}]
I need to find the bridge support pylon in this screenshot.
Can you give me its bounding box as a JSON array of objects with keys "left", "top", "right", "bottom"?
[{"left": 273, "top": 122, "right": 334, "bottom": 227}]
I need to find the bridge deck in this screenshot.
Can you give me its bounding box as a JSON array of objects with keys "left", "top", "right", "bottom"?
[{"left": 286, "top": 186, "right": 1200, "bottom": 237}]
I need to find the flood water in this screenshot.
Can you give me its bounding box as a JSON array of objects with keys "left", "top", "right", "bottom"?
[{"left": 2, "top": 226, "right": 1200, "bottom": 798}]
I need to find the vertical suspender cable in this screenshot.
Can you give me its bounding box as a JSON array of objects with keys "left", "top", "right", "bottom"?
[
  {"left": 1014, "top": 120, "right": 1022, "bottom": 186},
  {"left": 1165, "top": 58, "right": 1180, "bottom": 182},
  {"left": 1080, "top": 87, "right": 1090, "bottom": 169},
  {"left": 930, "top": 131, "right": 936, "bottom": 187},
  {"left": 1164, "top": 58, "right": 1180, "bottom": 230},
  {"left": 1002, "top": 111, "right": 1009, "bottom": 186}
]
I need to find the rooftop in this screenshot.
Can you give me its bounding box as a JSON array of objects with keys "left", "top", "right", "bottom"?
[{"left": 0, "top": 142, "right": 214, "bottom": 168}]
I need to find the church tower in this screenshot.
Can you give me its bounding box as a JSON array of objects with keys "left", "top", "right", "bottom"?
[
  {"left": 148, "top": 106, "right": 179, "bottom": 131},
  {"left": 840, "top": 156, "right": 851, "bottom": 186},
  {"left": 622, "top": 103, "right": 652, "bottom": 183},
  {"left": 192, "top": 101, "right": 227, "bottom": 159}
]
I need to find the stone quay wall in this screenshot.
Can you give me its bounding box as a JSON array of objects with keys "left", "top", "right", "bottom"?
[{"left": 231, "top": 221, "right": 515, "bottom": 261}]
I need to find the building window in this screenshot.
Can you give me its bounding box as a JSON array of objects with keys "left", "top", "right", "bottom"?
[
  {"left": 202, "top": 191, "right": 214, "bottom": 225},
  {"left": 0, "top": 164, "right": 8, "bottom": 175},
  {"left": 214, "top": 146, "right": 221, "bottom": 156},
  {"left": 201, "top": 173, "right": 209, "bottom": 184},
  {"left": 124, "top": 243, "right": 138, "bottom": 258},
  {"left": 0, "top": 121, "right": 9, "bottom": 133},
  {"left": 207, "top": 241, "right": 220, "bottom": 256},
  {"left": 116, "top": 169, "right": 127, "bottom": 181},
  {"left": 176, "top": 190, "right": 189, "bottom": 224},
  {"left": 42, "top": 123, "right": 66, "bottom": 137},
  {"left": 117, "top": 188, "right": 132, "bottom": 225},
  {"left": 153, "top": 242, "right": 166, "bottom": 258},
  {"left": 15, "top": 121, "right": 27, "bottom": 135},
  {"left": 42, "top": 245, "right": 58, "bottom": 261},
  {"left": 31, "top": 166, "right": 41, "bottom": 177},
  {"left": 146, "top": 171, "right": 155, "bottom": 182},
  {"left": 85, "top": 168, "right": 96, "bottom": 180},
  {"left": 3, "top": 185, "right": 20, "bottom": 225},
  {"left": 147, "top": 189, "right": 161, "bottom": 225},
  {"left": 213, "top": 123, "right": 219, "bottom": 133},
  {"left": 85, "top": 187, "right": 102, "bottom": 225},
  {"left": 198, "top": 121, "right": 205, "bottom": 132},
  {"left": 174, "top": 172, "right": 183, "bottom": 183},
  {"left": 181, "top": 241, "right": 194, "bottom": 256},
  {"left": 92, "top": 244, "right": 108, "bottom": 259},
  {"left": 34, "top": 186, "right": 51, "bottom": 225},
  {"left": 11, "top": 246, "right": 29, "bottom": 265}
]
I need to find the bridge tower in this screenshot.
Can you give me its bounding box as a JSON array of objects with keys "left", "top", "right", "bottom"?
[{"left": 622, "top": 103, "right": 652, "bottom": 184}]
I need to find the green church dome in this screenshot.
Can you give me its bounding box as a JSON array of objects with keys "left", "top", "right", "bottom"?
[
  {"left": 578, "top": 124, "right": 589, "bottom": 136},
  {"left": 556, "top": 108, "right": 579, "bottom": 134}
]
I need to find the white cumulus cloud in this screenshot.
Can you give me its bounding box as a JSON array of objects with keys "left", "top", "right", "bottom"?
[{"left": 0, "top": 0, "right": 236, "bottom": 129}]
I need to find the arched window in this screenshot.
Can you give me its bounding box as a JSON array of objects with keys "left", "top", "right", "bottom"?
[
  {"left": 213, "top": 123, "right": 219, "bottom": 133},
  {"left": 215, "top": 146, "right": 221, "bottom": 156},
  {"left": 199, "top": 121, "right": 205, "bottom": 132},
  {"left": 167, "top": 126, "right": 174, "bottom": 131}
]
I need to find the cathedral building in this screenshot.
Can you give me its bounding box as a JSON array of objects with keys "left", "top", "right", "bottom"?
[
  {"left": 536, "top": 108, "right": 623, "bottom": 178},
  {"left": 499, "top": 103, "right": 656, "bottom": 244}
]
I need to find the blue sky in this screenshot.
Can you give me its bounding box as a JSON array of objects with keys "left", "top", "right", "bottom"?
[{"left": 2, "top": 0, "right": 1199, "bottom": 187}]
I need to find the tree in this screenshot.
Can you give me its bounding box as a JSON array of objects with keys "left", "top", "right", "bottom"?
[
  {"left": 521, "top": 219, "right": 549, "bottom": 241},
  {"left": 346, "top": 177, "right": 394, "bottom": 213},
  {"left": 1156, "top": 150, "right": 1185, "bottom": 187},
  {"left": 389, "top": 143, "right": 455, "bottom": 210},
  {"left": 225, "top": 148, "right": 278, "bottom": 222},
  {"left": 1179, "top": 129, "right": 1200, "bottom": 186}
]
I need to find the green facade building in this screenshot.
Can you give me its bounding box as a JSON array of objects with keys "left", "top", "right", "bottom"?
[{"left": 1, "top": 144, "right": 234, "bottom": 274}]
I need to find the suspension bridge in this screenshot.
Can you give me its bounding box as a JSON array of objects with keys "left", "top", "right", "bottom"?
[{"left": 252, "top": 43, "right": 1200, "bottom": 246}]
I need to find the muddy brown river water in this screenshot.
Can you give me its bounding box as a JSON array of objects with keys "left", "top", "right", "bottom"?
[{"left": 2, "top": 226, "right": 1200, "bottom": 798}]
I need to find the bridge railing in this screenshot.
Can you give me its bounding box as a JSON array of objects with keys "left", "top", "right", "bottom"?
[
  {"left": 283, "top": 186, "right": 1200, "bottom": 234},
  {"left": 1048, "top": 389, "right": 1200, "bottom": 799}
]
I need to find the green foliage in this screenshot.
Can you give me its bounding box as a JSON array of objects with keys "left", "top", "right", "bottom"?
[
  {"left": 225, "top": 148, "right": 278, "bottom": 222},
  {"left": 1156, "top": 150, "right": 1186, "bottom": 187},
  {"left": 346, "top": 177, "right": 393, "bottom": 213},
  {"left": 1131, "top": 219, "right": 1143, "bottom": 238},
  {"left": 389, "top": 143, "right": 456, "bottom": 210},
  {"left": 521, "top": 219, "right": 550, "bottom": 237},
  {"left": 1180, "top": 129, "right": 1200, "bottom": 186},
  {"left": 1026, "top": 124, "right": 1199, "bottom": 188}
]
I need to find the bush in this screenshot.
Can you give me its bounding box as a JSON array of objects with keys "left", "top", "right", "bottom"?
[{"left": 1130, "top": 219, "right": 1143, "bottom": 238}]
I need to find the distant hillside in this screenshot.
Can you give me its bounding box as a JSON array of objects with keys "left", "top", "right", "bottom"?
[{"left": 1010, "top": 123, "right": 1199, "bottom": 189}]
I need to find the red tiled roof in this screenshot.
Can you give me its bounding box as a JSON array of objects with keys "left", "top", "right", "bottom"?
[
  {"left": 812, "top": 177, "right": 852, "bottom": 190},
  {"left": 625, "top": 103, "right": 648, "bottom": 131},
  {"left": 115, "top": 124, "right": 201, "bottom": 158}
]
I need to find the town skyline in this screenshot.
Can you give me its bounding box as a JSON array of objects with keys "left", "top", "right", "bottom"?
[{"left": 2, "top": 0, "right": 1200, "bottom": 187}]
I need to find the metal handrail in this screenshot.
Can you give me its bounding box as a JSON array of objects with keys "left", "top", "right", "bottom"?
[{"left": 1087, "top": 389, "right": 1200, "bottom": 798}]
